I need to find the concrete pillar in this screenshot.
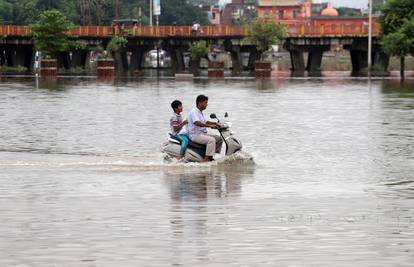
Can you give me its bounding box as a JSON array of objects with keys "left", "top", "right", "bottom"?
[
  {"left": 24, "top": 48, "right": 34, "bottom": 71},
  {"left": 114, "top": 51, "right": 128, "bottom": 74},
  {"left": 230, "top": 46, "right": 242, "bottom": 75},
  {"left": 171, "top": 48, "right": 185, "bottom": 73},
  {"left": 350, "top": 50, "right": 367, "bottom": 74},
  {"left": 306, "top": 49, "right": 324, "bottom": 72},
  {"left": 0, "top": 49, "right": 6, "bottom": 66},
  {"left": 130, "top": 47, "right": 147, "bottom": 73},
  {"left": 121, "top": 51, "right": 129, "bottom": 71},
  {"left": 247, "top": 48, "right": 259, "bottom": 71},
  {"left": 290, "top": 51, "right": 305, "bottom": 72},
  {"left": 57, "top": 52, "right": 70, "bottom": 69},
  {"left": 71, "top": 50, "right": 88, "bottom": 68},
  {"left": 5, "top": 49, "right": 13, "bottom": 67},
  {"left": 11, "top": 49, "right": 26, "bottom": 67}
]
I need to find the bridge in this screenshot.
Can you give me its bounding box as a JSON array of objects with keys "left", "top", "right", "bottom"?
[{"left": 0, "top": 18, "right": 384, "bottom": 75}]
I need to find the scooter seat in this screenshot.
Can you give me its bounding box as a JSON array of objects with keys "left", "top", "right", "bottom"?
[
  {"left": 188, "top": 140, "right": 206, "bottom": 150},
  {"left": 169, "top": 134, "right": 206, "bottom": 150}
]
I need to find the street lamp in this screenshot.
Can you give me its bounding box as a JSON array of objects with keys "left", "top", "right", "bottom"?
[{"left": 368, "top": 0, "right": 372, "bottom": 77}]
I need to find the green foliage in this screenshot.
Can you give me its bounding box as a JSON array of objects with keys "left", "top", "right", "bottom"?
[
  {"left": 336, "top": 7, "right": 361, "bottom": 17},
  {"left": 29, "top": 10, "right": 80, "bottom": 56},
  {"left": 381, "top": 18, "right": 414, "bottom": 58},
  {"left": 13, "top": 0, "right": 38, "bottom": 25},
  {"left": 380, "top": 0, "right": 414, "bottom": 78},
  {"left": 248, "top": 18, "right": 287, "bottom": 55},
  {"left": 233, "top": 18, "right": 249, "bottom": 25},
  {"left": 190, "top": 40, "right": 208, "bottom": 60},
  {"left": 106, "top": 35, "right": 127, "bottom": 54},
  {"left": 380, "top": 0, "right": 414, "bottom": 58},
  {"left": 160, "top": 0, "right": 209, "bottom": 25},
  {"left": 380, "top": 0, "right": 414, "bottom": 34},
  {"left": 0, "top": 0, "right": 210, "bottom": 26}
]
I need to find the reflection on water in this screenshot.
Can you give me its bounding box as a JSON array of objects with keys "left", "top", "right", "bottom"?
[{"left": 0, "top": 77, "right": 414, "bottom": 266}]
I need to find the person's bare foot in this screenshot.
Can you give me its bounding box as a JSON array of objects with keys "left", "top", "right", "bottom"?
[{"left": 203, "top": 156, "right": 213, "bottom": 162}]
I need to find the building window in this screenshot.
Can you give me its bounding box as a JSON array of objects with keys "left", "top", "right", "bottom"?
[
  {"left": 293, "top": 10, "right": 298, "bottom": 18},
  {"left": 212, "top": 12, "right": 216, "bottom": 19}
]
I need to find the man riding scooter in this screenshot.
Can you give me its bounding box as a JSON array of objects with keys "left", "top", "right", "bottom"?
[{"left": 187, "top": 95, "right": 223, "bottom": 162}]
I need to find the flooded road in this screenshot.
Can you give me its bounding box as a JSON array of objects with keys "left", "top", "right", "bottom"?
[{"left": 0, "top": 77, "right": 414, "bottom": 266}]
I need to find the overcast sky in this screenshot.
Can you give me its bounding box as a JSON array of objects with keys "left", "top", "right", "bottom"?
[{"left": 331, "top": 0, "right": 368, "bottom": 9}]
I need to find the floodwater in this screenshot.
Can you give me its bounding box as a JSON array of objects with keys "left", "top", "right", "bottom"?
[{"left": 0, "top": 76, "right": 414, "bottom": 266}]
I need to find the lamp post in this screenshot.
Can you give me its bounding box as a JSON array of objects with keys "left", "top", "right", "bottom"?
[
  {"left": 150, "top": 0, "right": 153, "bottom": 26},
  {"left": 368, "top": 0, "right": 372, "bottom": 77}
]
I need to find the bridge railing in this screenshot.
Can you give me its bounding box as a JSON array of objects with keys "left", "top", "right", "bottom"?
[
  {"left": 0, "top": 22, "right": 380, "bottom": 38},
  {"left": 0, "top": 25, "right": 31, "bottom": 36}
]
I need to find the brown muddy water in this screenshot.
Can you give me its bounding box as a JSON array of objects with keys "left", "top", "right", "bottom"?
[{"left": 0, "top": 76, "right": 413, "bottom": 266}]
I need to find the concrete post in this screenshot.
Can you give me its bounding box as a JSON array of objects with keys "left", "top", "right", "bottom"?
[
  {"left": 230, "top": 46, "right": 242, "bottom": 75},
  {"left": 171, "top": 48, "right": 185, "bottom": 73},
  {"left": 130, "top": 47, "right": 145, "bottom": 72},
  {"left": 290, "top": 51, "right": 305, "bottom": 72},
  {"left": 57, "top": 52, "right": 70, "bottom": 69},
  {"left": 71, "top": 50, "right": 88, "bottom": 68},
  {"left": 350, "top": 50, "right": 367, "bottom": 74},
  {"left": 306, "top": 49, "right": 324, "bottom": 72},
  {"left": 247, "top": 48, "right": 259, "bottom": 71}
]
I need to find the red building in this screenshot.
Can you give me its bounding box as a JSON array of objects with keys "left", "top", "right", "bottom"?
[
  {"left": 221, "top": 0, "right": 258, "bottom": 25},
  {"left": 257, "top": 0, "right": 313, "bottom": 20}
]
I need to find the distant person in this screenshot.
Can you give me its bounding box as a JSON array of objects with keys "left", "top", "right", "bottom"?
[
  {"left": 192, "top": 23, "right": 201, "bottom": 35},
  {"left": 170, "top": 100, "right": 189, "bottom": 159},
  {"left": 187, "top": 95, "right": 222, "bottom": 162}
]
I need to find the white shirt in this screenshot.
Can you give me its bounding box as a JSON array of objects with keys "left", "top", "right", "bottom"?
[{"left": 188, "top": 107, "right": 207, "bottom": 140}]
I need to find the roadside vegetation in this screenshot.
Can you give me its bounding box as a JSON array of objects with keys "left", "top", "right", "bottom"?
[
  {"left": 0, "top": 0, "right": 209, "bottom": 26},
  {"left": 380, "top": 0, "right": 414, "bottom": 79}
]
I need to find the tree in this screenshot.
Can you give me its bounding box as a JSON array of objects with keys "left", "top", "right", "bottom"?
[
  {"left": 29, "top": 10, "right": 80, "bottom": 57},
  {"left": 380, "top": 0, "right": 414, "bottom": 78},
  {"left": 160, "top": 0, "right": 209, "bottom": 25},
  {"left": 336, "top": 7, "right": 361, "bottom": 17},
  {"left": 0, "top": 0, "right": 13, "bottom": 24},
  {"left": 189, "top": 40, "right": 208, "bottom": 75},
  {"left": 247, "top": 18, "right": 287, "bottom": 61},
  {"left": 106, "top": 35, "right": 127, "bottom": 56},
  {"left": 12, "top": 0, "right": 38, "bottom": 25}
]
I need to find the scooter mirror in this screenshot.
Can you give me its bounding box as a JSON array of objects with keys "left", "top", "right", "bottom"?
[
  {"left": 224, "top": 112, "right": 228, "bottom": 118},
  {"left": 210, "top": 113, "right": 217, "bottom": 119}
]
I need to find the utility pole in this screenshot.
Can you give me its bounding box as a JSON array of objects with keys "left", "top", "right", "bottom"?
[
  {"left": 96, "top": 0, "right": 102, "bottom": 25},
  {"left": 368, "top": 0, "right": 373, "bottom": 78},
  {"left": 114, "top": 0, "right": 120, "bottom": 20},
  {"left": 149, "top": 0, "right": 153, "bottom": 26}
]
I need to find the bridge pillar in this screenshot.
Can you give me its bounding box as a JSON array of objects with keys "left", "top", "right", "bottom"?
[
  {"left": 230, "top": 46, "right": 242, "bottom": 75},
  {"left": 130, "top": 47, "right": 146, "bottom": 73},
  {"left": 247, "top": 47, "right": 259, "bottom": 71},
  {"left": 5, "top": 49, "right": 13, "bottom": 67},
  {"left": 306, "top": 46, "right": 330, "bottom": 73},
  {"left": 171, "top": 48, "right": 185, "bottom": 73},
  {"left": 71, "top": 50, "right": 88, "bottom": 68},
  {"left": 349, "top": 50, "right": 368, "bottom": 74},
  {"left": 114, "top": 51, "right": 129, "bottom": 74},
  {"left": 4, "top": 46, "right": 33, "bottom": 70},
  {"left": 57, "top": 52, "right": 70, "bottom": 69},
  {"left": 0, "top": 50, "right": 5, "bottom": 66},
  {"left": 290, "top": 51, "right": 305, "bottom": 72}
]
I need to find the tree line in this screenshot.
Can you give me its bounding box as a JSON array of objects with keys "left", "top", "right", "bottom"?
[{"left": 0, "top": 0, "right": 209, "bottom": 26}]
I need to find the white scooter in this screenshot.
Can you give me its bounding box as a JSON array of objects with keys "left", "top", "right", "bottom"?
[{"left": 162, "top": 113, "right": 243, "bottom": 162}]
